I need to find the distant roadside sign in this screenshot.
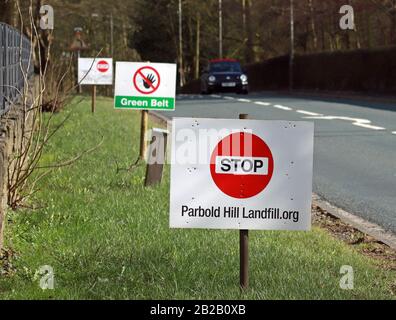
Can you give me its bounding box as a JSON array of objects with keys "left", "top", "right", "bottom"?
[
  {"left": 78, "top": 58, "right": 113, "bottom": 85},
  {"left": 170, "top": 118, "right": 314, "bottom": 231},
  {"left": 114, "top": 62, "right": 176, "bottom": 111}
]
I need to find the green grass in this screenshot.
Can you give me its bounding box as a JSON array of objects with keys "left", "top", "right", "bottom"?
[{"left": 0, "top": 96, "right": 394, "bottom": 299}]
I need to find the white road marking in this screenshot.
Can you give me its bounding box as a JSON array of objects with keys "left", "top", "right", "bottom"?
[
  {"left": 297, "top": 110, "right": 322, "bottom": 116},
  {"left": 237, "top": 98, "right": 251, "bottom": 103},
  {"left": 305, "top": 115, "right": 386, "bottom": 131},
  {"left": 223, "top": 96, "right": 236, "bottom": 100},
  {"left": 273, "top": 104, "right": 292, "bottom": 111},
  {"left": 211, "top": 94, "right": 222, "bottom": 98},
  {"left": 392, "top": 131, "right": 396, "bottom": 135},
  {"left": 353, "top": 123, "right": 386, "bottom": 130},
  {"left": 254, "top": 101, "right": 271, "bottom": 106}
]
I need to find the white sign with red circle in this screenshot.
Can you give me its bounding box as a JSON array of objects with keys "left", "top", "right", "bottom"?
[
  {"left": 78, "top": 58, "right": 113, "bottom": 85},
  {"left": 114, "top": 62, "right": 176, "bottom": 110},
  {"left": 133, "top": 66, "right": 161, "bottom": 95},
  {"left": 170, "top": 118, "right": 314, "bottom": 231},
  {"left": 210, "top": 132, "right": 274, "bottom": 199}
]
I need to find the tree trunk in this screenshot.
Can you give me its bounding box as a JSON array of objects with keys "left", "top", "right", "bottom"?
[
  {"left": 35, "top": 0, "right": 52, "bottom": 73},
  {"left": 320, "top": 17, "right": 326, "bottom": 51},
  {"left": 122, "top": 21, "right": 128, "bottom": 49},
  {"left": 365, "top": 11, "right": 372, "bottom": 48},
  {"left": 354, "top": 17, "right": 361, "bottom": 49},
  {"left": 242, "top": 0, "right": 246, "bottom": 44},
  {"left": 195, "top": 13, "right": 200, "bottom": 79},
  {"left": 308, "top": 0, "right": 318, "bottom": 51},
  {"left": 244, "top": 0, "right": 254, "bottom": 63},
  {"left": 177, "top": 0, "right": 185, "bottom": 87},
  {"left": 391, "top": 0, "right": 396, "bottom": 44}
]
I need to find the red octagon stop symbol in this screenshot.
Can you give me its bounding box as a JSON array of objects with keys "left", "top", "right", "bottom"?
[
  {"left": 97, "top": 60, "right": 109, "bottom": 73},
  {"left": 210, "top": 132, "right": 274, "bottom": 199}
]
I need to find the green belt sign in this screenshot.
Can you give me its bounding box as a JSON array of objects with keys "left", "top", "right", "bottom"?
[{"left": 114, "top": 62, "right": 176, "bottom": 111}]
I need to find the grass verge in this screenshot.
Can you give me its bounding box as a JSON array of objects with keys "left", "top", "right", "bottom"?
[{"left": 0, "top": 97, "right": 395, "bottom": 299}]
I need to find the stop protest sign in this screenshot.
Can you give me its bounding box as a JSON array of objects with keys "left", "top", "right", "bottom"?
[
  {"left": 78, "top": 58, "right": 113, "bottom": 85},
  {"left": 97, "top": 60, "right": 109, "bottom": 73},
  {"left": 170, "top": 118, "right": 314, "bottom": 231},
  {"left": 210, "top": 132, "right": 274, "bottom": 199}
]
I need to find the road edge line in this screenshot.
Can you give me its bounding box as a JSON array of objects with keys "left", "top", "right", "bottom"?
[{"left": 313, "top": 193, "right": 396, "bottom": 250}]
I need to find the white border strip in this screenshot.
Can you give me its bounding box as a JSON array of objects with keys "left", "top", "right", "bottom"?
[
  {"left": 237, "top": 98, "right": 252, "bottom": 103},
  {"left": 297, "top": 110, "right": 322, "bottom": 116},
  {"left": 353, "top": 123, "right": 386, "bottom": 130},
  {"left": 273, "top": 104, "right": 292, "bottom": 111},
  {"left": 254, "top": 101, "right": 271, "bottom": 106}
]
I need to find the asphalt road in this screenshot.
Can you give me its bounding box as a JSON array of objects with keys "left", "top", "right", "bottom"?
[{"left": 157, "top": 92, "right": 396, "bottom": 233}]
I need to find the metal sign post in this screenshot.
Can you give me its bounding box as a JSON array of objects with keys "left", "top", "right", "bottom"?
[
  {"left": 240, "top": 229, "right": 249, "bottom": 290},
  {"left": 78, "top": 50, "right": 82, "bottom": 94},
  {"left": 239, "top": 113, "right": 249, "bottom": 291}
]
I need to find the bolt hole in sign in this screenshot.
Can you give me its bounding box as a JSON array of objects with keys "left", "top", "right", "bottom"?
[
  {"left": 114, "top": 62, "right": 176, "bottom": 111},
  {"left": 170, "top": 118, "right": 314, "bottom": 231},
  {"left": 78, "top": 58, "right": 113, "bottom": 85}
]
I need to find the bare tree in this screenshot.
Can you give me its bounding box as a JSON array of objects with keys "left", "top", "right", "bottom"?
[
  {"left": 5, "top": 2, "right": 104, "bottom": 209},
  {"left": 195, "top": 12, "right": 201, "bottom": 79},
  {"left": 308, "top": 0, "right": 318, "bottom": 50}
]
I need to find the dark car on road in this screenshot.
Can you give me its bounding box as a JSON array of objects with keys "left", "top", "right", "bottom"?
[{"left": 200, "top": 59, "right": 249, "bottom": 94}]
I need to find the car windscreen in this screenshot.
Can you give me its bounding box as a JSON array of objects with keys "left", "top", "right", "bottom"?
[{"left": 209, "top": 61, "right": 242, "bottom": 73}]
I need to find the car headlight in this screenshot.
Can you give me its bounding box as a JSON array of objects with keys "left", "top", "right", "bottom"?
[
  {"left": 240, "top": 74, "right": 248, "bottom": 82},
  {"left": 208, "top": 75, "right": 216, "bottom": 82}
]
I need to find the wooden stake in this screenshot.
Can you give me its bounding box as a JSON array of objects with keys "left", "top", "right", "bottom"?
[
  {"left": 139, "top": 110, "right": 149, "bottom": 160},
  {"left": 91, "top": 85, "right": 96, "bottom": 113},
  {"left": 239, "top": 113, "right": 249, "bottom": 291},
  {"left": 144, "top": 128, "right": 168, "bottom": 186}
]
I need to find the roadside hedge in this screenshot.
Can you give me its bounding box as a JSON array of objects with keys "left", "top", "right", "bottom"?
[{"left": 181, "top": 46, "right": 396, "bottom": 94}]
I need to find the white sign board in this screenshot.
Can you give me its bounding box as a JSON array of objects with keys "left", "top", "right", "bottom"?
[
  {"left": 78, "top": 58, "right": 113, "bottom": 85},
  {"left": 170, "top": 118, "right": 314, "bottom": 231},
  {"left": 114, "top": 62, "right": 176, "bottom": 111}
]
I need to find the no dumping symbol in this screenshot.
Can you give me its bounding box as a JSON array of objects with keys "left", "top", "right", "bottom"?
[
  {"left": 133, "top": 66, "right": 161, "bottom": 95},
  {"left": 210, "top": 132, "right": 274, "bottom": 199}
]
